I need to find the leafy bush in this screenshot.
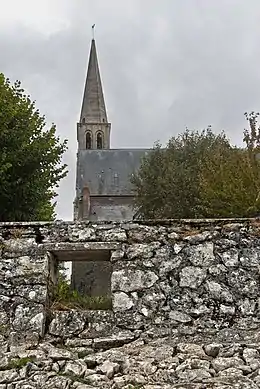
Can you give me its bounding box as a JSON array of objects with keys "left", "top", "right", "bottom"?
[{"left": 52, "top": 275, "right": 112, "bottom": 311}]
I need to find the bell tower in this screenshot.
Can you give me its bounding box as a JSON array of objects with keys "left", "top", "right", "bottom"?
[
  {"left": 77, "top": 38, "right": 111, "bottom": 150},
  {"left": 74, "top": 33, "right": 112, "bottom": 221}
]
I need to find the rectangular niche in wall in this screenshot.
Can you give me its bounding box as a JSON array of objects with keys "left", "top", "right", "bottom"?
[{"left": 49, "top": 246, "right": 113, "bottom": 311}]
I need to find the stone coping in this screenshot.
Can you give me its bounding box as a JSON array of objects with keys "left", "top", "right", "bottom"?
[{"left": 0, "top": 217, "right": 257, "bottom": 228}]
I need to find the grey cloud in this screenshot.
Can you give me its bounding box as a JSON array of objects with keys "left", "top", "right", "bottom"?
[{"left": 1, "top": 0, "right": 260, "bottom": 219}]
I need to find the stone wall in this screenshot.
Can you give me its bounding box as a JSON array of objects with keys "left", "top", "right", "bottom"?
[
  {"left": 1, "top": 219, "right": 260, "bottom": 388},
  {"left": 89, "top": 196, "right": 136, "bottom": 221}
]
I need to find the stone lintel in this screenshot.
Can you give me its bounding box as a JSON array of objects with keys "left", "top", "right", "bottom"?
[{"left": 44, "top": 242, "right": 122, "bottom": 262}]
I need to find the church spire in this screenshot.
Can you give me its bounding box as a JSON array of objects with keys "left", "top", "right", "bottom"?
[
  {"left": 77, "top": 33, "right": 111, "bottom": 150},
  {"left": 80, "top": 38, "right": 108, "bottom": 123}
]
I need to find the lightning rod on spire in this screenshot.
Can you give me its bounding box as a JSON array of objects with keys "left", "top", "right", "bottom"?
[{"left": 92, "top": 24, "right": 95, "bottom": 39}]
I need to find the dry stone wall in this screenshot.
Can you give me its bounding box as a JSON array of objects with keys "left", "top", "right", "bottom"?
[{"left": 1, "top": 219, "right": 260, "bottom": 388}]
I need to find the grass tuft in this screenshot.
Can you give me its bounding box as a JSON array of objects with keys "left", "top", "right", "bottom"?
[
  {"left": 52, "top": 276, "right": 112, "bottom": 311},
  {"left": 9, "top": 357, "right": 34, "bottom": 369}
]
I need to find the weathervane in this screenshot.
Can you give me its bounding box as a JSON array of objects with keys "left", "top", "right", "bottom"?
[{"left": 92, "top": 24, "right": 95, "bottom": 39}]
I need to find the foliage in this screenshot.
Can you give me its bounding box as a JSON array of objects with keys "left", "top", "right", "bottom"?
[
  {"left": 0, "top": 324, "right": 8, "bottom": 334},
  {"left": 132, "top": 115, "right": 260, "bottom": 219},
  {"left": 53, "top": 274, "right": 112, "bottom": 311},
  {"left": 9, "top": 357, "right": 34, "bottom": 369},
  {"left": 198, "top": 147, "right": 259, "bottom": 217},
  {"left": 131, "top": 127, "right": 231, "bottom": 218},
  {"left": 201, "top": 112, "right": 260, "bottom": 217},
  {"left": 0, "top": 73, "right": 68, "bottom": 221}
]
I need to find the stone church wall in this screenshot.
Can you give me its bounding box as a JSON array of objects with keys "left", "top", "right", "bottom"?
[
  {"left": 88, "top": 196, "right": 135, "bottom": 221},
  {"left": 1, "top": 219, "right": 260, "bottom": 387}
]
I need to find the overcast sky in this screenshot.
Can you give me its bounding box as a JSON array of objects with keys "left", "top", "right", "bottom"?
[{"left": 1, "top": 0, "right": 260, "bottom": 220}]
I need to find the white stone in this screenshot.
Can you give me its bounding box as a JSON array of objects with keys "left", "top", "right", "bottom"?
[
  {"left": 176, "top": 368, "right": 211, "bottom": 381},
  {"left": 169, "top": 310, "right": 192, "bottom": 323},
  {"left": 77, "top": 228, "right": 96, "bottom": 240},
  {"left": 176, "top": 343, "right": 206, "bottom": 358},
  {"left": 101, "top": 228, "right": 127, "bottom": 242},
  {"left": 99, "top": 360, "right": 119, "bottom": 378},
  {"left": 159, "top": 259, "right": 179, "bottom": 277},
  {"left": 219, "top": 304, "right": 235, "bottom": 315},
  {"left": 212, "top": 356, "right": 245, "bottom": 372},
  {"left": 0, "top": 369, "right": 19, "bottom": 384},
  {"left": 240, "top": 248, "right": 259, "bottom": 267},
  {"left": 206, "top": 281, "right": 233, "bottom": 302},
  {"left": 176, "top": 357, "right": 210, "bottom": 372},
  {"left": 168, "top": 232, "right": 179, "bottom": 240},
  {"left": 173, "top": 243, "right": 183, "bottom": 254},
  {"left": 186, "top": 242, "right": 215, "bottom": 267},
  {"left": 220, "top": 249, "right": 239, "bottom": 267},
  {"left": 42, "top": 344, "right": 77, "bottom": 361},
  {"left": 141, "top": 307, "right": 149, "bottom": 317},
  {"left": 49, "top": 311, "right": 86, "bottom": 337},
  {"left": 77, "top": 385, "right": 97, "bottom": 389},
  {"left": 127, "top": 244, "right": 154, "bottom": 260},
  {"left": 110, "top": 249, "right": 125, "bottom": 262},
  {"left": 218, "top": 367, "right": 243, "bottom": 377},
  {"left": 82, "top": 373, "right": 108, "bottom": 385},
  {"left": 28, "top": 291, "right": 36, "bottom": 300},
  {"left": 239, "top": 298, "right": 256, "bottom": 315},
  {"left": 183, "top": 231, "right": 211, "bottom": 243},
  {"left": 68, "top": 226, "right": 96, "bottom": 241},
  {"left": 179, "top": 266, "right": 207, "bottom": 289},
  {"left": 111, "top": 269, "right": 158, "bottom": 292},
  {"left": 64, "top": 360, "right": 86, "bottom": 377},
  {"left": 4, "top": 238, "right": 36, "bottom": 253},
  {"left": 243, "top": 348, "right": 259, "bottom": 362},
  {"left": 113, "top": 292, "right": 134, "bottom": 312},
  {"left": 204, "top": 343, "right": 221, "bottom": 357},
  {"left": 30, "top": 313, "right": 45, "bottom": 336},
  {"left": 0, "top": 312, "right": 8, "bottom": 327}
]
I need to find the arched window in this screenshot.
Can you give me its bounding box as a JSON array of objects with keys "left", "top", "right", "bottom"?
[
  {"left": 82, "top": 118, "right": 85, "bottom": 124},
  {"left": 96, "top": 132, "right": 103, "bottom": 149},
  {"left": 86, "top": 132, "right": 92, "bottom": 149}
]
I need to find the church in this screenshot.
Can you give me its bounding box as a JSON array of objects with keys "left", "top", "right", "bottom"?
[
  {"left": 71, "top": 36, "right": 149, "bottom": 295},
  {"left": 74, "top": 37, "right": 149, "bottom": 222}
]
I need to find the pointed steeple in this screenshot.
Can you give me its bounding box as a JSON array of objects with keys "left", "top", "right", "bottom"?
[
  {"left": 77, "top": 35, "right": 111, "bottom": 150},
  {"left": 80, "top": 39, "right": 108, "bottom": 123}
]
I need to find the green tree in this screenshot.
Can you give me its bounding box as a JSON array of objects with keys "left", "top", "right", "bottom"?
[
  {"left": 198, "top": 147, "right": 259, "bottom": 217},
  {"left": 200, "top": 112, "right": 260, "bottom": 217},
  {"left": 131, "top": 117, "right": 260, "bottom": 219},
  {"left": 131, "top": 127, "right": 231, "bottom": 219},
  {"left": 0, "top": 73, "right": 68, "bottom": 221}
]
